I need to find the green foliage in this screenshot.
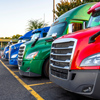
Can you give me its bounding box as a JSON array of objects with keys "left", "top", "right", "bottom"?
[
  {"left": 0, "top": 37, "right": 4, "bottom": 39},
  {"left": 0, "top": 34, "right": 22, "bottom": 39},
  {"left": 5, "top": 37, "right": 11, "bottom": 39},
  {"left": 54, "top": 0, "right": 99, "bottom": 17},
  {"left": 83, "top": 0, "right": 99, "bottom": 2},
  {"left": 54, "top": 0, "right": 83, "bottom": 17},
  {"left": 12, "top": 34, "right": 22, "bottom": 39},
  {"left": 27, "top": 19, "right": 48, "bottom": 31}
]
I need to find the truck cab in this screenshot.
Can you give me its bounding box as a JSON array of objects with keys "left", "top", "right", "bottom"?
[
  {"left": 18, "top": 3, "right": 96, "bottom": 78},
  {"left": 9, "top": 30, "right": 33, "bottom": 65},
  {"left": 3, "top": 41, "right": 13, "bottom": 59},
  {"left": 9, "top": 27, "right": 50, "bottom": 66},
  {"left": 49, "top": 2, "right": 100, "bottom": 99}
]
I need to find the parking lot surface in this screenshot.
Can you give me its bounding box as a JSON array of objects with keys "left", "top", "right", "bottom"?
[{"left": 0, "top": 58, "right": 97, "bottom": 100}]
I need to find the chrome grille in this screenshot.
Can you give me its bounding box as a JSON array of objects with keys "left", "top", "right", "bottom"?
[
  {"left": 50, "top": 38, "right": 77, "bottom": 79},
  {"left": 51, "top": 66, "right": 68, "bottom": 79},
  {"left": 9, "top": 46, "right": 11, "bottom": 60},
  {"left": 18, "top": 44, "right": 26, "bottom": 66}
]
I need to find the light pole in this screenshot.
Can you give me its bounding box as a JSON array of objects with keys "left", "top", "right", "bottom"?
[{"left": 53, "top": 0, "right": 55, "bottom": 22}]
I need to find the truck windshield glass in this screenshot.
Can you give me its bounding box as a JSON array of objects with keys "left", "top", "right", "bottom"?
[
  {"left": 31, "top": 32, "right": 40, "bottom": 40},
  {"left": 87, "top": 11, "right": 100, "bottom": 28},
  {"left": 18, "top": 39, "right": 29, "bottom": 43},
  {"left": 18, "top": 40, "right": 22, "bottom": 43},
  {"left": 47, "top": 22, "right": 66, "bottom": 37}
]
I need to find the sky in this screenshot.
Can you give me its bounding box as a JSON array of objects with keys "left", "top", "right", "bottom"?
[{"left": 0, "top": 0, "right": 61, "bottom": 37}]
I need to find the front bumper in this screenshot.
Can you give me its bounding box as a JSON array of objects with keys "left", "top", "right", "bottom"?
[
  {"left": 49, "top": 69, "right": 100, "bottom": 99},
  {"left": 19, "top": 70, "right": 41, "bottom": 77},
  {"left": 9, "top": 58, "right": 18, "bottom": 65},
  {"left": 18, "top": 59, "right": 44, "bottom": 77}
]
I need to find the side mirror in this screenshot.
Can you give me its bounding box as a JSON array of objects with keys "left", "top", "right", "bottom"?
[
  {"left": 83, "top": 22, "right": 86, "bottom": 29},
  {"left": 10, "top": 40, "right": 12, "bottom": 42},
  {"left": 68, "top": 24, "right": 73, "bottom": 33},
  {"left": 8, "top": 42, "right": 10, "bottom": 46},
  {"left": 52, "top": 33, "right": 57, "bottom": 38},
  {"left": 35, "top": 36, "right": 39, "bottom": 40},
  {"left": 31, "top": 36, "right": 39, "bottom": 48}
]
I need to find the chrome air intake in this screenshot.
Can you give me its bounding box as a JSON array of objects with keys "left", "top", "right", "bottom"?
[
  {"left": 9, "top": 46, "right": 11, "bottom": 60},
  {"left": 50, "top": 38, "right": 77, "bottom": 79},
  {"left": 18, "top": 44, "right": 26, "bottom": 66}
]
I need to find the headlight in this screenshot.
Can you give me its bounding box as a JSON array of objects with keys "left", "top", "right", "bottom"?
[
  {"left": 26, "top": 51, "right": 38, "bottom": 59},
  {"left": 5, "top": 51, "right": 9, "bottom": 54},
  {"left": 11, "top": 54, "right": 18, "bottom": 58},
  {"left": 80, "top": 53, "right": 100, "bottom": 66}
]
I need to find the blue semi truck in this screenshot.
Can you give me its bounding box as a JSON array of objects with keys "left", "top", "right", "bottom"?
[
  {"left": 3, "top": 30, "right": 33, "bottom": 60},
  {"left": 9, "top": 26, "right": 50, "bottom": 65},
  {"left": 8, "top": 30, "right": 33, "bottom": 64},
  {"left": 3, "top": 41, "right": 13, "bottom": 59}
]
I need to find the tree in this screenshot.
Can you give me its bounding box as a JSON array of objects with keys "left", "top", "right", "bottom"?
[
  {"left": 27, "top": 19, "right": 48, "bottom": 31},
  {"left": 83, "top": 0, "right": 99, "bottom": 2},
  {"left": 0, "top": 37, "right": 4, "bottom": 39},
  {"left": 54, "top": 0, "right": 83, "bottom": 17},
  {"left": 5, "top": 37, "right": 11, "bottom": 39},
  {"left": 12, "top": 34, "right": 22, "bottom": 39},
  {"left": 54, "top": 0, "right": 99, "bottom": 17}
]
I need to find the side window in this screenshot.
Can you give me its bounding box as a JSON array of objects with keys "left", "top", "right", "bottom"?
[
  {"left": 43, "top": 33, "right": 47, "bottom": 37},
  {"left": 72, "top": 23, "right": 83, "bottom": 32}
]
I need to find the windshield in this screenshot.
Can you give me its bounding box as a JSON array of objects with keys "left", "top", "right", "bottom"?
[
  {"left": 18, "top": 39, "right": 29, "bottom": 43},
  {"left": 31, "top": 32, "right": 40, "bottom": 40},
  {"left": 87, "top": 11, "right": 100, "bottom": 28},
  {"left": 18, "top": 40, "right": 22, "bottom": 43},
  {"left": 47, "top": 22, "right": 66, "bottom": 37}
]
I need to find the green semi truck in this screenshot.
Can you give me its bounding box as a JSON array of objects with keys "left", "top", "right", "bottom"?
[{"left": 18, "top": 3, "right": 96, "bottom": 77}]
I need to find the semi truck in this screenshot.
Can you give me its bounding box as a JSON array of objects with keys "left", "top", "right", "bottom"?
[
  {"left": 9, "top": 30, "right": 33, "bottom": 65},
  {"left": 9, "top": 27, "right": 50, "bottom": 65},
  {"left": 3, "top": 41, "right": 13, "bottom": 59},
  {"left": 49, "top": 2, "right": 100, "bottom": 99},
  {"left": 18, "top": 3, "right": 96, "bottom": 78}
]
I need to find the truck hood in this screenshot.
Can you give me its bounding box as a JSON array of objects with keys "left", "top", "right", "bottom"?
[
  {"left": 24, "top": 36, "right": 54, "bottom": 49},
  {"left": 19, "top": 30, "right": 33, "bottom": 40},
  {"left": 56, "top": 26, "right": 100, "bottom": 70},
  {"left": 11, "top": 42, "right": 23, "bottom": 49},
  {"left": 58, "top": 26, "right": 100, "bottom": 40},
  {"left": 23, "top": 36, "right": 59, "bottom": 60},
  {"left": 10, "top": 42, "right": 23, "bottom": 58}
]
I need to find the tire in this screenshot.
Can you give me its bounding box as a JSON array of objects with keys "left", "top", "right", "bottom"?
[{"left": 43, "top": 59, "right": 49, "bottom": 78}]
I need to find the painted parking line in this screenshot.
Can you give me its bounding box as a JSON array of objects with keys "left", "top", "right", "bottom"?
[
  {"left": 6, "top": 65, "right": 15, "bottom": 66},
  {"left": 28, "top": 82, "right": 53, "bottom": 87},
  {"left": 13, "top": 71, "right": 19, "bottom": 72},
  {"left": 0, "top": 60, "right": 44, "bottom": 100}
]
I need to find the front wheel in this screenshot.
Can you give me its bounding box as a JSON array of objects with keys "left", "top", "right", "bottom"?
[{"left": 43, "top": 59, "right": 49, "bottom": 78}]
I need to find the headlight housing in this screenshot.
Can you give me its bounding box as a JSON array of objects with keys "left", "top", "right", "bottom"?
[
  {"left": 26, "top": 51, "right": 38, "bottom": 59},
  {"left": 5, "top": 51, "right": 9, "bottom": 54},
  {"left": 80, "top": 53, "right": 100, "bottom": 66},
  {"left": 11, "top": 54, "right": 18, "bottom": 58}
]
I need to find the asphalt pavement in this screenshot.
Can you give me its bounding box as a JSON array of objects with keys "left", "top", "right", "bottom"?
[{"left": 0, "top": 58, "right": 97, "bottom": 100}]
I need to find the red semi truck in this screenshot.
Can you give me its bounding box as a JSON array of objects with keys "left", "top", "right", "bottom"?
[{"left": 49, "top": 2, "right": 100, "bottom": 99}]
